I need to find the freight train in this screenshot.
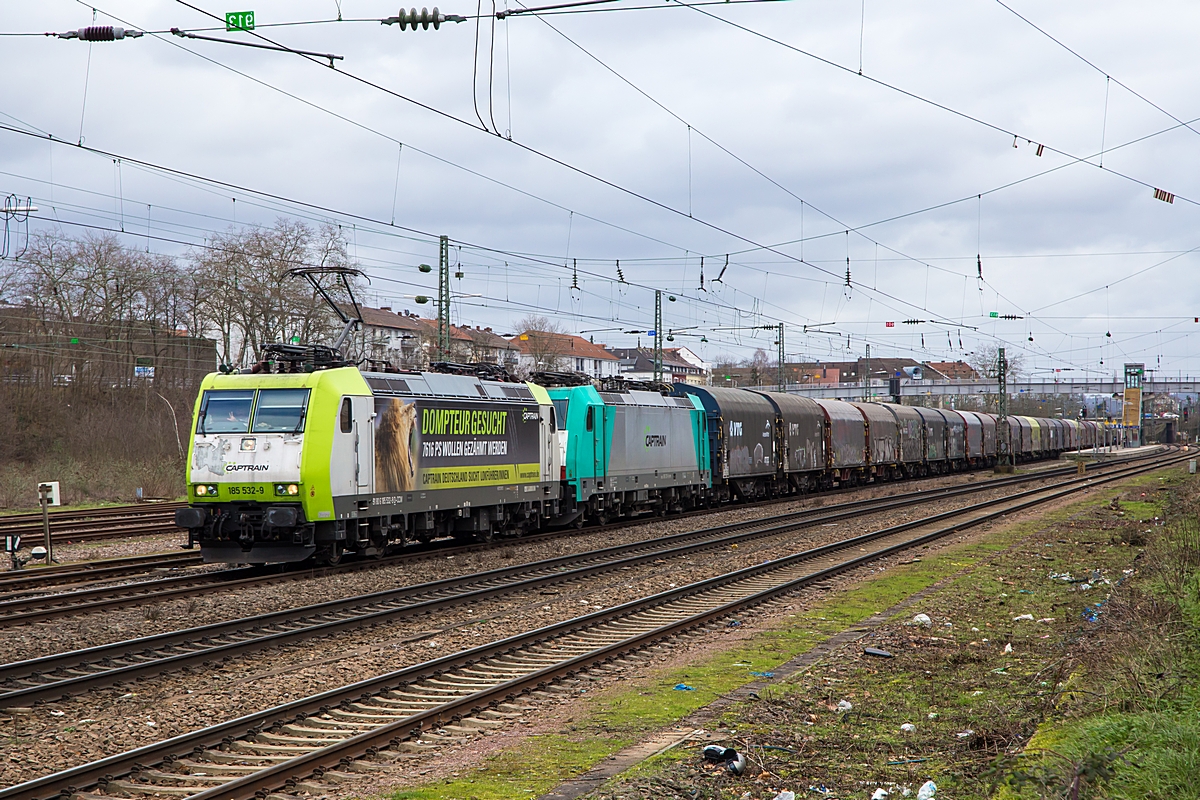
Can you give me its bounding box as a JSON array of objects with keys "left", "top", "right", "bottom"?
[{"left": 175, "top": 357, "right": 1100, "bottom": 564}]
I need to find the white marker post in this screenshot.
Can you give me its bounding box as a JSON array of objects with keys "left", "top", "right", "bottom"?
[{"left": 37, "top": 481, "right": 61, "bottom": 564}]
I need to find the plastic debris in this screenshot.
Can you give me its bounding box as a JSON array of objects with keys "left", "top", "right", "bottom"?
[
  {"left": 1012, "top": 614, "right": 1034, "bottom": 621},
  {"left": 771, "top": 793, "right": 796, "bottom": 800},
  {"left": 809, "top": 786, "right": 832, "bottom": 796},
  {"left": 917, "top": 780, "right": 938, "bottom": 800},
  {"left": 674, "top": 683, "right": 696, "bottom": 691},
  {"left": 1037, "top": 617, "right": 1055, "bottom": 623},
  {"left": 49, "top": 710, "right": 65, "bottom": 717},
  {"left": 912, "top": 613, "right": 932, "bottom": 627},
  {"left": 863, "top": 647, "right": 894, "bottom": 658},
  {"left": 726, "top": 751, "right": 747, "bottom": 775},
  {"left": 727, "top": 619, "right": 742, "bottom": 627},
  {"left": 837, "top": 699, "right": 854, "bottom": 712},
  {"left": 871, "top": 789, "right": 890, "bottom": 800},
  {"left": 702, "top": 744, "right": 733, "bottom": 762},
  {"left": 900, "top": 723, "right": 916, "bottom": 733},
  {"left": 1079, "top": 583, "right": 1092, "bottom": 591},
  {"left": 749, "top": 671, "right": 775, "bottom": 678},
  {"left": 956, "top": 730, "right": 974, "bottom": 739},
  {"left": 1003, "top": 643, "right": 1013, "bottom": 654},
  {"left": 927, "top": 712, "right": 938, "bottom": 719}
]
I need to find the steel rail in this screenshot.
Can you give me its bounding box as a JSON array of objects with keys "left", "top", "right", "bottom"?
[
  {"left": 0, "top": 552, "right": 202, "bottom": 595},
  {"left": 0, "top": 448, "right": 1161, "bottom": 623},
  {"left": 0, "top": 455, "right": 1132, "bottom": 705},
  {"left": 0, "top": 455, "right": 1152, "bottom": 627},
  {"left": 0, "top": 455, "right": 1124, "bottom": 629},
  {"left": 0, "top": 504, "right": 185, "bottom": 544},
  {"left": 0, "top": 450, "right": 1181, "bottom": 800}
]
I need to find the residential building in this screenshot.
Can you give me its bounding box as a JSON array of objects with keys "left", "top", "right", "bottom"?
[
  {"left": 346, "top": 306, "right": 432, "bottom": 370},
  {"left": 608, "top": 347, "right": 706, "bottom": 384},
  {"left": 923, "top": 360, "right": 979, "bottom": 380},
  {"left": 664, "top": 346, "right": 712, "bottom": 384},
  {"left": 509, "top": 330, "right": 620, "bottom": 379}
]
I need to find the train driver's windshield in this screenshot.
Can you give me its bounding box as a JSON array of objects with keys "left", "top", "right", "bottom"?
[
  {"left": 198, "top": 390, "right": 255, "bottom": 434},
  {"left": 552, "top": 398, "right": 569, "bottom": 428},
  {"left": 252, "top": 389, "right": 311, "bottom": 433}
]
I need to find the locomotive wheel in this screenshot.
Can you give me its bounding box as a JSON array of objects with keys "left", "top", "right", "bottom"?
[{"left": 316, "top": 545, "right": 343, "bottom": 566}]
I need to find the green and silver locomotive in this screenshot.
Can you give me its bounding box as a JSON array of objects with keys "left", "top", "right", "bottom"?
[{"left": 176, "top": 359, "right": 562, "bottom": 564}]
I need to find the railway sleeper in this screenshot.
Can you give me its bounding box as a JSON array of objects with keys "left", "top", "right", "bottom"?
[
  {"left": 138, "top": 769, "right": 237, "bottom": 785},
  {"left": 254, "top": 732, "right": 347, "bottom": 746},
  {"left": 329, "top": 708, "right": 418, "bottom": 723},
  {"left": 192, "top": 749, "right": 292, "bottom": 764},
  {"left": 278, "top": 723, "right": 360, "bottom": 738},
  {"left": 104, "top": 778, "right": 198, "bottom": 795},
  {"left": 450, "top": 716, "right": 505, "bottom": 729},
  {"left": 302, "top": 715, "right": 377, "bottom": 730},
  {"left": 171, "top": 759, "right": 264, "bottom": 775},
  {"left": 230, "top": 740, "right": 315, "bottom": 755}
]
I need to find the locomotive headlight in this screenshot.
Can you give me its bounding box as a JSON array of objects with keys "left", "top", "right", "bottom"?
[
  {"left": 275, "top": 483, "right": 300, "bottom": 496},
  {"left": 194, "top": 484, "right": 219, "bottom": 497}
]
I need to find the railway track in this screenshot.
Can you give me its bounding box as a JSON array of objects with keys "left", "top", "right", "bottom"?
[
  {"left": 0, "top": 552, "right": 203, "bottom": 597},
  {"left": 0, "top": 449, "right": 1182, "bottom": 800},
  {"left": 0, "top": 450, "right": 1181, "bottom": 709},
  {"left": 0, "top": 445, "right": 1157, "bottom": 602},
  {"left": 0, "top": 466, "right": 1073, "bottom": 706},
  {"left": 0, "top": 457, "right": 1127, "bottom": 628},
  {"left": 0, "top": 502, "right": 185, "bottom": 544}
]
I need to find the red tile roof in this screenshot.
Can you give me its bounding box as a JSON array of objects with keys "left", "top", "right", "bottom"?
[{"left": 509, "top": 331, "right": 618, "bottom": 360}]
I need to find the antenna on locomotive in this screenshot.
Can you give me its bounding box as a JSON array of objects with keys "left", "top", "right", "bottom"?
[{"left": 284, "top": 266, "right": 369, "bottom": 355}]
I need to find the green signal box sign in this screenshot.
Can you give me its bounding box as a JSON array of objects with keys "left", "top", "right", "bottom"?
[
  {"left": 226, "top": 10, "right": 255, "bottom": 31},
  {"left": 989, "top": 311, "right": 999, "bottom": 318}
]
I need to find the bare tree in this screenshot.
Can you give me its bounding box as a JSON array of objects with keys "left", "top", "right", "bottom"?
[
  {"left": 969, "top": 344, "right": 1025, "bottom": 380},
  {"left": 5, "top": 231, "right": 210, "bottom": 389},
  {"left": 514, "top": 314, "right": 570, "bottom": 374},
  {"left": 745, "top": 348, "right": 772, "bottom": 387},
  {"left": 189, "top": 220, "right": 359, "bottom": 366}
]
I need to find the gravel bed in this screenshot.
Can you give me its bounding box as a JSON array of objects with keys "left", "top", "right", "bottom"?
[
  {"left": 40, "top": 532, "right": 189, "bottom": 564},
  {"left": 0, "top": 471, "right": 1085, "bottom": 785},
  {"left": 0, "top": 467, "right": 1034, "bottom": 664}
]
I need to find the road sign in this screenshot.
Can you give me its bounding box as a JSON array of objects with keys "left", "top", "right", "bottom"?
[{"left": 226, "top": 10, "right": 255, "bottom": 31}]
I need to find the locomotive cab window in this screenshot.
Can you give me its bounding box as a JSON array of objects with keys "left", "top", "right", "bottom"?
[
  {"left": 197, "top": 390, "right": 255, "bottom": 434},
  {"left": 252, "top": 389, "right": 311, "bottom": 433},
  {"left": 586, "top": 406, "right": 595, "bottom": 432},
  {"left": 339, "top": 398, "right": 353, "bottom": 433},
  {"left": 552, "top": 398, "right": 568, "bottom": 429}
]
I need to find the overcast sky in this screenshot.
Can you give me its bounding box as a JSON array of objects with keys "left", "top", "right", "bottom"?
[{"left": 3, "top": 1, "right": 1200, "bottom": 378}]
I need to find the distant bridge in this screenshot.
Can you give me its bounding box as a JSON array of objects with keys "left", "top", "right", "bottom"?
[{"left": 758, "top": 377, "right": 1200, "bottom": 400}]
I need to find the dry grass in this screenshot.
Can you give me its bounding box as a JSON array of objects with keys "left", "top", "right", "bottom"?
[{"left": 0, "top": 384, "right": 190, "bottom": 507}]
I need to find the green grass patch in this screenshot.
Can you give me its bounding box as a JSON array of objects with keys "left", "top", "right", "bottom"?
[
  {"left": 387, "top": 506, "right": 1068, "bottom": 798},
  {"left": 387, "top": 470, "right": 1191, "bottom": 800}
]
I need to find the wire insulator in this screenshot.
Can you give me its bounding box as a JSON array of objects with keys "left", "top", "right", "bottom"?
[{"left": 59, "top": 26, "right": 142, "bottom": 41}]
